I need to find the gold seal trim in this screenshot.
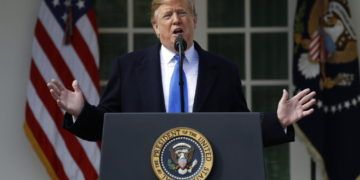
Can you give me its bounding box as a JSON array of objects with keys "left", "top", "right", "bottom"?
[{"left": 151, "top": 127, "right": 213, "bottom": 180}]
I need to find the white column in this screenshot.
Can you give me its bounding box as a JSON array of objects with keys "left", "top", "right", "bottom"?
[
  {"left": 0, "top": 0, "right": 48, "bottom": 179},
  {"left": 194, "top": 0, "right": 207, "bottom": 49}
]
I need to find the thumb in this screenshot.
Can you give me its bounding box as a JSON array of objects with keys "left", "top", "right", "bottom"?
[
  {"left": 72, "top": 80, "right": 82, "bottom": 93},
  {"left": 279, "top": 89, "right": 289, "bottom": 104}
]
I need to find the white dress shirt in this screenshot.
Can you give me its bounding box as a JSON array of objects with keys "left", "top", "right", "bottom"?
[{"left": 160, "top": 44, "right": 199, "bottom": 112}]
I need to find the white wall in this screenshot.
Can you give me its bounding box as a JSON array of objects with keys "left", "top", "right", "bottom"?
[
  {"left": 0, "top": 0, "right": 359, "bottom": 179},
  {"left": 0, "top": 0, "right": 48, "bottom": 179}
]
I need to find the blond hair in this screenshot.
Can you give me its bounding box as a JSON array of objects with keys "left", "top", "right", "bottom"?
[{"left": 150, "top": 0, "right": 197, "bottom": 24}]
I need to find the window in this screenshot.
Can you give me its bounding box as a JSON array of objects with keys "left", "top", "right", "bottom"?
[
  {"left": 206, "top": 1, "right": 290, "bottom": 179},
  {"left": 96, "top": 0, "right": 158, "bottom": 90}
]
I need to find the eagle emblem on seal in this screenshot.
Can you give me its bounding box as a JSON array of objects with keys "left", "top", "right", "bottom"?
[{"left": 168, "top": 142, "right": 198, "bottom": 175}]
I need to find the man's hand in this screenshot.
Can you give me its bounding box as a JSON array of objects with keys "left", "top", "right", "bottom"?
[
  {"left": 277, "top": 88, "right": 316, "bottom": 127},
  {"left": 47, "top": 79, "right": 85, "bottom": 117}
]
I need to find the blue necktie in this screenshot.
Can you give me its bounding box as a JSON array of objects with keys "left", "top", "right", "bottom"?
[{"left": 168, "top": 54, "right": 188, "bottom": 112}]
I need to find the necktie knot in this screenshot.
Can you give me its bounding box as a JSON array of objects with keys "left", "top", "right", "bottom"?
[{"left": 174, "top": 54, "right": 180, "bottom": 62}]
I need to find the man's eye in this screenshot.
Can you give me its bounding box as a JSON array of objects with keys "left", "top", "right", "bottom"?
[
  {"left": 177, "top": 11, "right": 188, "bottom": 17},
  {"left": 178, "top": 11, "right": 188, "bottom": 17},
  {"left": 162, "top": 13, "right": 172, "bottom": 19}
]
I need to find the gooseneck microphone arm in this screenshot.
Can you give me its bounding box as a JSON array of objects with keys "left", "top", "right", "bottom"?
[{"left": 174, "top": 35, "right": 187, "bottom": 113}]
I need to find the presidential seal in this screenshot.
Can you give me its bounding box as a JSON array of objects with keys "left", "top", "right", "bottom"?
[{"left": 151, "top": 127, "right": 214, "bottom": 180}]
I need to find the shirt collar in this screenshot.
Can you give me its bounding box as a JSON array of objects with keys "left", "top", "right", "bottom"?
[{"left": 160, "top": 43, "right": 197, "bottom": 64}]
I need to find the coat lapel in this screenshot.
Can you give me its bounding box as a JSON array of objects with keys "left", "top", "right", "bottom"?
[
  {"left": 193, "top": 43, "right": 218, "bottom": 112},
  {"left": 135, "top": 43, "right": 166, "bottom": 112},
  {"left": 133, "top": 42, "right": 218, "bottom": 112}
]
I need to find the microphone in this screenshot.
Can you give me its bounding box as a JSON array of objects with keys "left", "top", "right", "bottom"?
[
  {"left": 174, "top": 35, "right": 187, "bottom": 112},
  {"left": 174, "top": 35, "right": 187, "bottom": 53}
]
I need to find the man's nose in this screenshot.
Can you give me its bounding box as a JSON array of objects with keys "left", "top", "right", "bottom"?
[{"left": 172, "top": 13, "right": 181, "bottom": 24}]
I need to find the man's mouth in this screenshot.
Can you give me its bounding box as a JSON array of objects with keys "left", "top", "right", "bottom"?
[{"left": 173, "top": 28, "right": 184, "bottom": 35}]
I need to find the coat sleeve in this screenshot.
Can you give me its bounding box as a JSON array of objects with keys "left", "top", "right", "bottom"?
[
  {"left": 261, "top": 112, "right": 294, "bottom": 147},
  {"left": 63, "top": 57, "right": 123, "bottom": 141},
  {"left": 63, "top": 102, "right": 105, "bottom": 141},
  {"left": 232, "top": 63, "right": 294, "bottom": 146}
]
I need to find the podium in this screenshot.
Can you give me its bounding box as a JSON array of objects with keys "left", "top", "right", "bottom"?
[{"left": 100, "top": 113, "right": 266, "bottom": 179}]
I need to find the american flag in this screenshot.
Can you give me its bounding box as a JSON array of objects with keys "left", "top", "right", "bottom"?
[{"left": 24, "top": 0, "right": 100, "bottom": 179}]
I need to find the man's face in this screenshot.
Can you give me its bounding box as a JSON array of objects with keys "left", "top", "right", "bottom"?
[{"left": 152, "top": 0, "right": 197, "bottom": 52}]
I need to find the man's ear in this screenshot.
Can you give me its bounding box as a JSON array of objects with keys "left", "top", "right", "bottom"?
[{"left": 152, "top": 23, "right": 160, "bottom": 38}]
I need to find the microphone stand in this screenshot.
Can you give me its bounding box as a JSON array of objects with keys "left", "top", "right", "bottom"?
[
  {"left": 178, "top": 46, "right": 185, "bottom": 113},
  {"left": 175, "top": 35, "right": 187, "bottom": 113}
]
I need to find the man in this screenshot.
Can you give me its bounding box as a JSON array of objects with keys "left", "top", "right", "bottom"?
[{"left": 47, "top": 0, "right": 316, "bottom": 146}]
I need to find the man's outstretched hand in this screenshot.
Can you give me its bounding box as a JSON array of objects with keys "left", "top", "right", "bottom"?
[
  {"left": 277, "top": 88, "right": 316, "bottom": 127},
  {"left": 47, "top": 79, "right": 85, "bottom": 117}
]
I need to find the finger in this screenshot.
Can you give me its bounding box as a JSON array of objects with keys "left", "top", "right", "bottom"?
[
  {"left": 48, "top": 84, "right": 60, "bottom": 96},
  {"left": 72, "top": 80, "right": 82, "bottom": 93},
  {"left": 299, "top": 91, "right": 316, "bottom": 105},
  {"left": 47, "top": 79, "right": 63, "bottom": 94},
  {"left": 49, "top": 89, "right": 60, "bottom": 100},
  {"left": 51, "top": 79, "right": 66, "bottom": 92},
  {"left": 302, "top": 108, "right": 314, "bottom": 117},
  {"left": 293, "top": 88, "right": 311, "bottom": 100},
  {"left": 279, "top": 89, "right": 289, "bottom": 104},
  {"left": 47, "top": 82, "right": 59, "bottom": 95},
  {"left": 56, "top": 99, "right": 68, "bottom": 111},
  {"left": 302, "top": 99, "right": 316, "bottom": 110}
]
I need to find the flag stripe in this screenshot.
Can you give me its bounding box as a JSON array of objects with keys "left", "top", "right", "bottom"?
[
  {"left": 38, "top": 3, "right": 99, "bottom": 104},
  {"left": 27, "top": 82, "right": 83, "bottom": 180},
  {"left": 76, "top": 14, "right": 99, "bottom": 67},
  {"left": 29, "top": 62, "right": 98, "bottom": 179},
  {"left": 25, "top": 104, "right": 68, "bottom": 180},
  {"left": 32, "top": 38, "right": 101, "bottom": 172},
  {"left": 32, "top": 38, "right": 60, "bottom": 84},
  {"left": 75, "top": 138, "right": 101, "bottom": 174},
  {"left": 24, "top": 123, "right": 62, "bottom": 180},
  {"left": 35, "top": 21, "right": 74, "bottom": 89},
  {"left": 86, "top": 9, "right": 99, "bottom": 36},
  {"left": 72, "top": 26, "right": 100, "bottom": 92}
]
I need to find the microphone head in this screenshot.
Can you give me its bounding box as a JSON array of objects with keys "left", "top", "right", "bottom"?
[{"left": 174, "top": 35, "right": 187, "bottom": 52}]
